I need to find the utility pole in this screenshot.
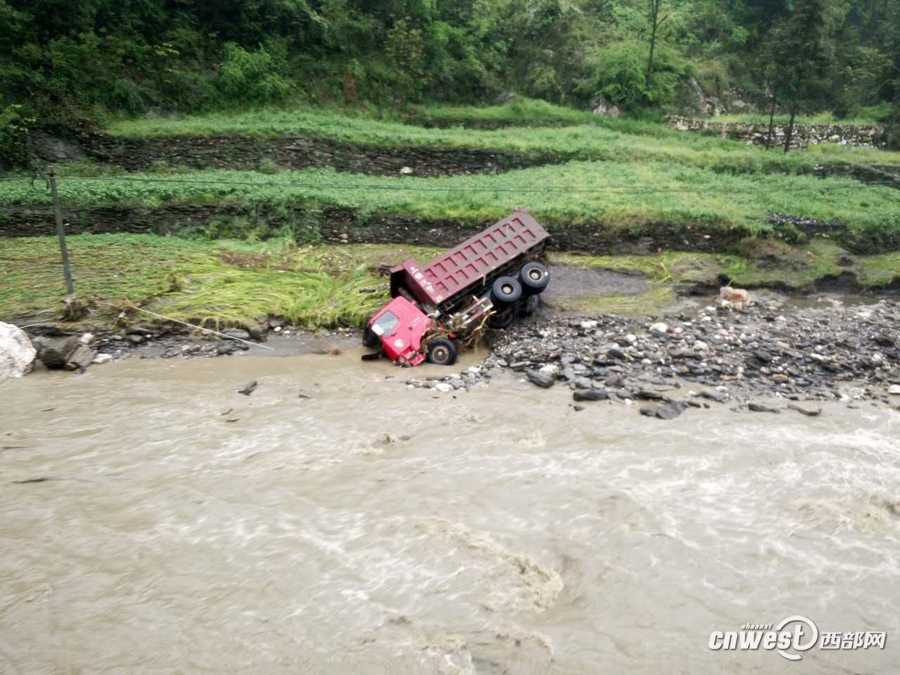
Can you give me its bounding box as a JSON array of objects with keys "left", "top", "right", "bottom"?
[{"left": 47, "top": 165, "right": 74, "bottom": 295}]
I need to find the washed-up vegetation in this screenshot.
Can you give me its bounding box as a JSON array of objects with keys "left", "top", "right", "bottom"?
[{"left": 0, "top": 234, "right": 394, "bottom": 328}]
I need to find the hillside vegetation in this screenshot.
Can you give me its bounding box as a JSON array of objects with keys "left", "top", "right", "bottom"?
[{"left": 1, "top": 0, "right": 898, "bottom": 158}]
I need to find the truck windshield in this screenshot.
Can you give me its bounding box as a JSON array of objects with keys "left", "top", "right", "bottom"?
[{"left": 373, "top": 311, "right": 400, "bottom": 335}]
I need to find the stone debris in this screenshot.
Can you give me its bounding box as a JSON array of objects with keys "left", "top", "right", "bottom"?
[{"left": 479, "top": 297, "right": 900, "bottom": 416}]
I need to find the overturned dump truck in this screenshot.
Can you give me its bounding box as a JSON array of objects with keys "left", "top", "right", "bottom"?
[{"left": 364, "top": 209, "right": 551, "bottom": 367}]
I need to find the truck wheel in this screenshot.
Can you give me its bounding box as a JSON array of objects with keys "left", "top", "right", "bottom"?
[
  {"left": 363, "top": 324, "right": 380, "bottom": 349},
  {"left": 519, "top": 294, "right": 540, "bottom": 317},
  {"left": 426, "top": 338, "right": 457, "bottom": 366},
  {"left": 489, "top": 310, "right": 515, "bottom": 329},
  {"left": 491, "top": 276, "right": 522, "bottom": 307},
  {"left": 519, "top": 262, "right": 549, "bottom": 295}
]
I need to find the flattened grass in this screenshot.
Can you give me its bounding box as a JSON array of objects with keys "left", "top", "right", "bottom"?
[{"left": 0, "top": 235, "right": 398, "bottom": 327}]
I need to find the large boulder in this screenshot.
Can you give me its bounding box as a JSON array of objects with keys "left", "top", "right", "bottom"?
[
  {"left": 0, "top": 322, "right": 37, "bottom": 379},
  {"left": 30, "top": 131, "right": 87, "bottom": 162},
  {"left": 591, "top": 96, "right": 621, "bottom": 117}
]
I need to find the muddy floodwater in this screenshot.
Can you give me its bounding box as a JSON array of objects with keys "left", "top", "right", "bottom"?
[{"left": 1, "top": 351, "right": 898, "bottom": 674}]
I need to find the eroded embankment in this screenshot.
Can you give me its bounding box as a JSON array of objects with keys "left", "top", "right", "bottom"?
[
  {"left": 5, "top": 202, "right": 900, "bottom": 259},
  {"left": 0, "top": 203, "right": 748, "bottom": 255},
  {"left": 77, "top": 134, "right": 570, "bottom": 176},
  {"left": 29, "top": 130, "right": 900, "bottom": 189}
]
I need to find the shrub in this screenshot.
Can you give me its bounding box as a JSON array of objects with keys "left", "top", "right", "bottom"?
[{"left": 216, "top": 43, "right": 293, "bottom": 104}]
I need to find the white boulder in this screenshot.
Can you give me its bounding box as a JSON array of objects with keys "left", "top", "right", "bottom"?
[{"left": 0, "top": 322, "right": 37, "bottom": 379}]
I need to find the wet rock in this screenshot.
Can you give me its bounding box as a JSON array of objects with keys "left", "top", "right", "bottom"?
[
  {"left": 753, "top": 350, "right": 773, "bottom": 364},
  {"left": 539, "top": 363, "right": 560, "bottom": 379},
  {"left": 224, "top": 329, "right": 251, "bottom": 341},
  {"left": 0, "top": 322, "right": 37, "bottom": 379},
  {"left": 748, "top": 403, "right": 780, "bottom": 414},
  {"left": 573, "top": 389, "right": 608, "bottom": 402},
  {"left": 699, "top": 390, "right": 728, "bottom": 404},
  {"left": 35, "top": 336, "right": 78, "bottom": 369},
  {"left": 237, "top": 380, "right": 258, "bottom": 396},
  {"left": 787, "top": 404, "right": 822, "bottom": 417},
  {"left": 217, "top": 343, "right": 237, "bottom": 356},
  {"left": 527, "top": 370, "right": 555, "bottom": 389},
  {"left": 127, "top": 334, "right": 145, "bottom": 345},
  {"left": 640, "top": 402, "right": 686, "bottom": 420},
  {"left": 65, "top": 344, "right": 95, "bottom": 371},
  {"left": 245, "top": 321, "right": 268, "bottom": 342}
]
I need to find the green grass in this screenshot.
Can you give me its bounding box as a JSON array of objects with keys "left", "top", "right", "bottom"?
[
  {"left": 402, "top": 97, "right": 603, "bottom": 127},
  {"left": 2, "top": 163, "right": 897, "bottom": 243},
  {"left": 0, "top": 234, "right": 398, "bottom": 328},
  {"left": 701, "top": 112, "right": 886, "bottom": 126},
  {"left": 106, "top": 106, "right": 900, "bottom": 174}
]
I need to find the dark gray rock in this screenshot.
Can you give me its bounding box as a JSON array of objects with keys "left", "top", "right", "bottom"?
[
  {"left": 640, "top": 402, "right": 687, "bottom": 420},
  {"left": 31, "top": 132, "right": 86, "bottom": 162},
  {"left": 36, "top": 336, "right": 78, "bottom": 369},
  {"left": 573, "top": 389, "right": 608, "bottom": 402},
  {"left": 526, "top": 370, "right": 555, "bottom": 389},
  {"left": 748, "top": 403, "right": 780, "bottom": 414}
]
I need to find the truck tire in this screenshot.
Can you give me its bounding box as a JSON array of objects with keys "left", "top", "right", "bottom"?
[
  {"left": 426, "top": 338, "right": 457, "bottom": 366},
  {"left": 363, "top": 324, "right": 380, "bottom": 349},
  {"left": 519, "top": 294, "right": 540, "bottom": 317},
  {"left": 491, "top": 276, "right": 522, "bottom": 308},
  {"left": 519, "top": 262, "right": 549, "bottom": 295},
  {"left": 489, "top": 310, "right": 515, "bottom": 329}
]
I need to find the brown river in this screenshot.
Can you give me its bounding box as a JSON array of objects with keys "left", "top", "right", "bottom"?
[{"left": 1, "top": 350, "right": 898, "bottom": 674}]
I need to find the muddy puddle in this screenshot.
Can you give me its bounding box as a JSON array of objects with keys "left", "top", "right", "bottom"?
[{"left": 1, "top": 353, "right": 898, "bottom": 673}]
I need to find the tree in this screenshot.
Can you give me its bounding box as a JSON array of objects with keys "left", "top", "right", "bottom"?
[
  {"left": 767, "top": 0, "right": 843, "bottom": 152},
  {"left": 645, "top": 0, "right": 669, "bottom": 90}
]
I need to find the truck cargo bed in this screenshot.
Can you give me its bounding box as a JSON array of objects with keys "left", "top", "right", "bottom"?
[{"left": 390, "top": 209, "right": 550, "bottom": 310}]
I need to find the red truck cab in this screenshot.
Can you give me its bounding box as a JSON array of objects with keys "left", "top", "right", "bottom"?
[{"left": 367, "top": 297, "right": 431, "bottom": 366}]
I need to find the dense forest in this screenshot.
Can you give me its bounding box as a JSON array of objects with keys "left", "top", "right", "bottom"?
[{"left": 0, "top": 0, "right": 898, "bottom": 138}]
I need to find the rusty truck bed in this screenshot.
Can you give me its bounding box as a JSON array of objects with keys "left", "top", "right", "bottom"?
[{"left": 390, "top": 209, "right": 550, "bottom": 310}]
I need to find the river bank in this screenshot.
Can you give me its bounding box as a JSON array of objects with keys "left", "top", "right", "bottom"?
[{"left": 13, "top": 289, "right": 900, "bottom": 414}]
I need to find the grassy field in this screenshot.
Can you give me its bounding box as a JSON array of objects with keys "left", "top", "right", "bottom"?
[
  {"left": 106, "top": 105, "right": 900, "bottom": 176},
  {"left": 2, "top": 163, "right": 897, "bottom": 245}
]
